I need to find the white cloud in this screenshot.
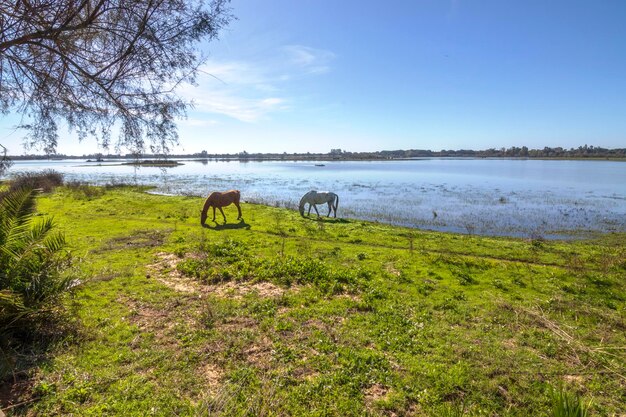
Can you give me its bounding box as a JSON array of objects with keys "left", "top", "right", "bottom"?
[
  {"left": 180, "top": 118, "right": 219, "bottom": 127},
  {"left": 283, "top": 45, "right": 336, "bottom": 74},
  {"left": 198, "top": 61, "right": 269, "bottom": 88},
  {"left": 261, "top": 98, "right": 284, "bottom": 106},
  {"left": 176, "top": 45, "right": 334, "bottom": 122},
  {"left": 179, "top": 83, "right": 288, "bottom": 122}
]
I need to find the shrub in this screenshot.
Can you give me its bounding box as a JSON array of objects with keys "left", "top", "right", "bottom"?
[
  {"left": 201, "top": 238, "right": 247, "bottom": 262},
  {"left": 65, "top": 180, "right": 105, "bottom": 199},
  {"left": 455, "top": 269, "right": 477, "bottom": 286},
  {"left": 0, "top": 188, "right": 75, "bottom": 378},
  {"left": 7, "top": 170, "right": 64, "bottom": 192}
]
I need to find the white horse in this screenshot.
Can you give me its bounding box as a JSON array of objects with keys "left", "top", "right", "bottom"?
[{"left": 299, "top": 190, "right": 339, "bottom": 218}]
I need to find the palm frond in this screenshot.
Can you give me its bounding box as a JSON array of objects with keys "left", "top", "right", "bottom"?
[
  {"left": 1, "top": 186, "right": 73, "bottom": 335},
  {"left": 42, "top": 231, "right": 67, "bottom": 254},
  {"left": 0, "top": 289, "right": 29, "bottom": 329},
  {"left": 1, "top": 187, "right": 74, "bottom": 380},
  {"left": 0, "top": 188, "right": 39, "bottom": 251},
  {"left": 0, "top": 188, "right": 38, "bottom": 228},
  {"left": 4, "top": 217, "right": 65, "bottom": 277}
]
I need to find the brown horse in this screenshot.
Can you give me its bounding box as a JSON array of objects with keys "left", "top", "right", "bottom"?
[{"left": 200, "top": 190, "right": 243, "bottom": 224}]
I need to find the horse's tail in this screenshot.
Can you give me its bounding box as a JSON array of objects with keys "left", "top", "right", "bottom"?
[{"left": 334, "top": 193, "right": 339, "bottom": 215}]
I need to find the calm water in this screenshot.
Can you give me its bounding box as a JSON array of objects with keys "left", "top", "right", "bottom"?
[{"left": 6, "top": 158, "right": 626, "bottom": 238}]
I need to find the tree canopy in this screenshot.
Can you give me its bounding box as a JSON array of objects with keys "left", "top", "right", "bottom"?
[{"left": 0, "top": 0, "right": 232, "bottom": 174}]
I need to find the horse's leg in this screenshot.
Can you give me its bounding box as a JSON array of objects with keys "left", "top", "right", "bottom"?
[
  {"left": 212, "top": 206, "right": 216, "bottom": 222},
  {"left": 307, "top": 204, "right": 312, "bottom": 216},
  {"left": 326, "top": 202, "right": 332, "bottom": 217},
  {"left": 218, "top": 207, "right": 227, "bottom": 223},
  {"left": 313, "top": 204, "right": 320, "bottom": 218},
  {"left": 234, "top": 192, "right": 242, "bottom": 220}
]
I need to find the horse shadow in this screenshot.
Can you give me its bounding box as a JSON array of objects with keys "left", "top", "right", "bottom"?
[
  {"left": 202, "top": 218, "right": 251, "bottom": 230},
  {"left": 303, "top": 217, "right": 350, "bottom": 224}
]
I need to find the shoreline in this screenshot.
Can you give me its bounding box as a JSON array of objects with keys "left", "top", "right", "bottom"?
[{"left": 7, "top": 155, "right": 626, "bottom": 162}]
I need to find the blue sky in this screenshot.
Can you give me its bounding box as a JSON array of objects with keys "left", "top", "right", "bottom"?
[{"left": 2, "top": 0, "right": 626, "bottom": 155}]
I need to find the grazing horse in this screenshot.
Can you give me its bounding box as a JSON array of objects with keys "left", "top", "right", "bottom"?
[
  {"left": 201, "top": 190, "right": 242, "bottom": 224},
  {"left": 299, "top": 190, "right": 339, "bottom": 218}
]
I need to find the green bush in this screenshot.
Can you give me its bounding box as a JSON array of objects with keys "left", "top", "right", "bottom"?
[
  {"left": 65, "top": 180, "right": 106, "bottom": 199},
  {"left": 0, "top": 188, "right": 75, "bottom": 377},
  {"left": 202, "top": 238, "right": 247, "bottom": 262},
  {"left": 7, "top": 169, "right": 64, "bottom": 192}
]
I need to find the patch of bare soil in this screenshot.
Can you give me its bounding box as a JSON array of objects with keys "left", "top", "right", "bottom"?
[
  {"left": 220, "top": 316, "right": 258, "bottom": 333},
  {"left": 501, "top": 338, "right": 517, "bottom": 350},
  {"left": 121, "top": 294, "right": 232, "bottom": 400},
  {"left": 146, "top": 252, "right": 202, "bottom": 293},
  {"left": 94, "top": 229, "right": 170, "bottom": 253},
  {"left": 563, "top": 374, "right": 586, "bottom": 387},
  {"left": 291, "top": 367, "right": 320, "bottom": 381},
  {"left": 147, "top": 252, "right": 292, "bottom": 299},
  {"left": 124, "top": 298, "right": 180, "bottom": 349},
  {"left": 242, "top": 335, "right": 274, "bottom": 370},
  {"left": 364, "top": 384, "right": 393, "bottom": 413},
  {"left": 336, "top": 292, "right": 361, "bottom": 303},
  {"left": 199, "top": 363, "right": 224, "bottom": 396},
  {"left": 385, "top": 262, "right": 401, "bottom": 277},
  {"left": 0, "top": 374, "right": 35, "bottom": 414},
  {"left": 211, "top": 281, "right": 286, "bottom": 299}
]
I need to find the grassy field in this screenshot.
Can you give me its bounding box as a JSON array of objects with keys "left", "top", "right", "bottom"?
[{"left": 2, "top": 185, "right": 625, "bottom": 416}]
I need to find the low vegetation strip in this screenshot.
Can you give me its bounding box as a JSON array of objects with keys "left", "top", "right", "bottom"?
[{"left": 0, "top": 184, "right": 624, "bottom": 416}]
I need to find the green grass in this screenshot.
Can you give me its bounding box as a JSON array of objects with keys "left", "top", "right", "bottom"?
[
  {"left": 1, "top": 185, "right": 624, "bottom": 416},
  {"left": 549, "top": 386, "right": 592, "bottom": 417}
]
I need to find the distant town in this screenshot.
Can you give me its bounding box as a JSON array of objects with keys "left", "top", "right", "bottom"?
[{"left": 7, "top": 145, "right": 626, "bottom": 161}]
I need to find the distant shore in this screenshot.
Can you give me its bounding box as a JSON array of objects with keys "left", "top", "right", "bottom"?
[
  {"left": 5, "top": 145, "right": 626, "bottom": 161},
  {"left": 7, "top": 155, "right": 626, "bottom": 162}
]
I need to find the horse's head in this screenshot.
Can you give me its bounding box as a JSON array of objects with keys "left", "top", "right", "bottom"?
[
  {"left": 200, "top": 207, "right": 209, "bottom": 225},
  {"left": 298, "top": 191, "right": 314, "bottom": 217},
  {"left": 298, "top": 200, "right": 306, "bottom": 217}
]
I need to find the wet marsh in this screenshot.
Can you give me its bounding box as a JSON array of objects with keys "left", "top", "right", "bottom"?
[{"left": 9, "top": 158, "right": 626, "bottom": 238}]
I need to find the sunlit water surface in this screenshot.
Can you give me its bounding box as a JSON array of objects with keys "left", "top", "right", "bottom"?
[{"left": 7, "top": 158, "right": 626, "bottom": 238}]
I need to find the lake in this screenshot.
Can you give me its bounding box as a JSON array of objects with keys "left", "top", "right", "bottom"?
[{"left": 6, "top": 158, "right": 626, "bottom": 238}]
